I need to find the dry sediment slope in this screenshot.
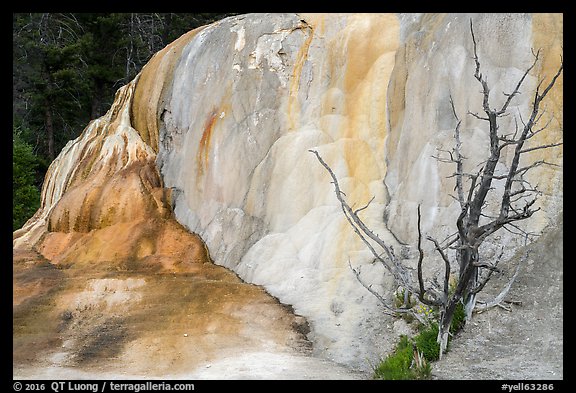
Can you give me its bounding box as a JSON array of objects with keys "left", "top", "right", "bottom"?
[
  {"left": 14, "top": 246, "right": 367, "bottom": 379},
  {"left": 432, "top": 217, "right": 563, "bottom": 379}
]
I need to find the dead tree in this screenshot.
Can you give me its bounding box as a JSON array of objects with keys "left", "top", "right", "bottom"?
[{"left": 310, "top": 20, "right": 562, "bottom": 357}]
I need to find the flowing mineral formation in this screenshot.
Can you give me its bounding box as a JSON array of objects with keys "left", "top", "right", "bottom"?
[{"left": 14, "top": 13, "right": 562, "bottom": 377}]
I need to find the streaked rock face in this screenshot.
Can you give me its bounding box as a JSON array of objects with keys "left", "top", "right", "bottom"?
[
  {"left": 385, "top": 13, "right": 563, "bottom": 246},
  {"left": 14, "top": 13, "right": 562, "bottom": 371},
  {"left": 12, "top": 29, "right": 315, "bottom": 378},
  {"left": 152, "top": 13, "right": 562, "bottom": 366}
]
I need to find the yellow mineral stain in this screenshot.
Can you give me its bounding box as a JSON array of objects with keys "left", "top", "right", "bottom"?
[
  {"left": 530, "top": 13, "right": 563, "bottom": 156},
  {"left": 526, "top": 13, "right": 563, "bottom": 226},
  {"left": 287, "top": 24, "right": 314, "bottom": 131},
  {"left": 341, "top": 15, "right": 398, "bottom": 188},
  {"left": 319, "top": 15, "right": 400, "bottom": 295},
  {"left": 300, "top": 13, "right": 326, "bottom": 35},
  {"left": 342, "top": 14, "right": 399, "bottom": 95}
]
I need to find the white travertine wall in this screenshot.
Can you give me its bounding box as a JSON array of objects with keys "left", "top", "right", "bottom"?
[
  {"left": 156, "top": 14, "right": 402, "bottom": 365},
  {"left": 155, "top": 13, "right": 562, "bottom": 367},
  {"left": 385, "top": 13, "right": 563, "bottom": 247}
]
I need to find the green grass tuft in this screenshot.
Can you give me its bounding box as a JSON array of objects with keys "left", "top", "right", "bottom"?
[
  {"left": 373, "top": 335, "right": 415, "bottom": 380},
  {"left": 415, "top": 322, "right": 440, "bottom": 361},
  {"left": 450, "top": 301, "right": 466, "bottom": 334}
]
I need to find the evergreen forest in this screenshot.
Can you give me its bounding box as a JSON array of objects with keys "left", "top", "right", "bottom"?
[{"left": 13, "top": 13, "right": 235, "bottom": 230}]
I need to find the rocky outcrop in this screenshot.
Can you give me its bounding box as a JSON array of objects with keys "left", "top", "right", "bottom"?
[
  {"left": 153, "top": 13, "right": 562, "bottom": 368},
  {"left": 14, "top": 13, "right": 562, "bottom": 375},
  {"left": 151, "top": 14, "right": 404, "bottom": 365}
]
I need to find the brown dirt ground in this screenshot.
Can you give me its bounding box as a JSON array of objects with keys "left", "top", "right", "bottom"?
[
  {"left": 13, "top": 220, "right": 366, "bottom": 380},
  {"left": 431, "top": 218, "right": 563, "bottom": 380}
]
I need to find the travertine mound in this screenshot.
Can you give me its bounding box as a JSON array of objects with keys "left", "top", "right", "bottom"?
[{"left": 14, "top": 13, "right": 562, "bottom": 375}]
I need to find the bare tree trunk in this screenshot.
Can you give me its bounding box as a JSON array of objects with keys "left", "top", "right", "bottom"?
[
  {"left": 437, "top": 303, "right": 453, "bottom": 358},
  {"left": 91, "top": 80, "right": 103, "bottom": 120},
  {"left": 463, "top": 268, "right": 478, "bottom": 321},
  {"left": 45, "top": 103, "right": 55, "bottom": 161}
]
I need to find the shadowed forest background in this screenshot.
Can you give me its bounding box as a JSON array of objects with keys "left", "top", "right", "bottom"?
[{"left": 13, "top": 13, "right": 235, "bottom": 230}]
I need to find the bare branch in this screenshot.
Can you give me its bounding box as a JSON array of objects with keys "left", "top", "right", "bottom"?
[
  {"left": 526, "top": 116, "right": 555, "bottom": 139},
  {"left": 499, "top": 53, "right": 563, "bottom": 221},
  {"left": 348, "top": 260, "right": 394, "bottom": 313},
  {"left": 353, "top": 195, "right": 375, "bottom": 216},
  {"left": 472, "top": 247, "right": 505, "bottom": 294},
  {"left": 449, "top": 94, "right": 459, "bottom": 122},
  {"left": 512, "top": 159, "right": 560, "bottom": 177},
  {"left": 472, "top": 262, "right": 502, "bottom": 273},
  {"left": 495, "top": 49, "right": 540, "bottom": 115},
  {"left": 416, "top": 205, "right": 426, "bottom": 298},
  {"left": 475, "top": 251, "right": 528, "bottom": 311},
  {"left": 416, "top": 205, "right": 444, "bottom": 307},
  {"left": 519, "top": 141, "right": 563, "bottom": 154},
  {"left": 470, "top": 19, "right": 492, "bottom": 114},
  {"left": 472, "top": 200, "right": 540, "bottom": 247},
  {"left": 426, "top": 234, "right": 451, "bottom": 302},
  {"left": 439, "top": 232, "right": 460, "bottom": 251},
  {"left": 537, "top": 59, "right": 564, "bottom": 101},
  {"left": 348, "top": 259, "right": 428, "bottom": 322},
  {"left": 309, "top": 149, "right": 415, "bottom": 292},
  {"left": 468, "top": 111, "right": 490, "bottom": 121},
  {"left": 449, "top": 96, "right": 466, "bottom": 209}
]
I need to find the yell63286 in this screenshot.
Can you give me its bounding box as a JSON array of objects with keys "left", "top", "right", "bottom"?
[{"left": 501, "top": 383, "right": 555, "bottom": 392}]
